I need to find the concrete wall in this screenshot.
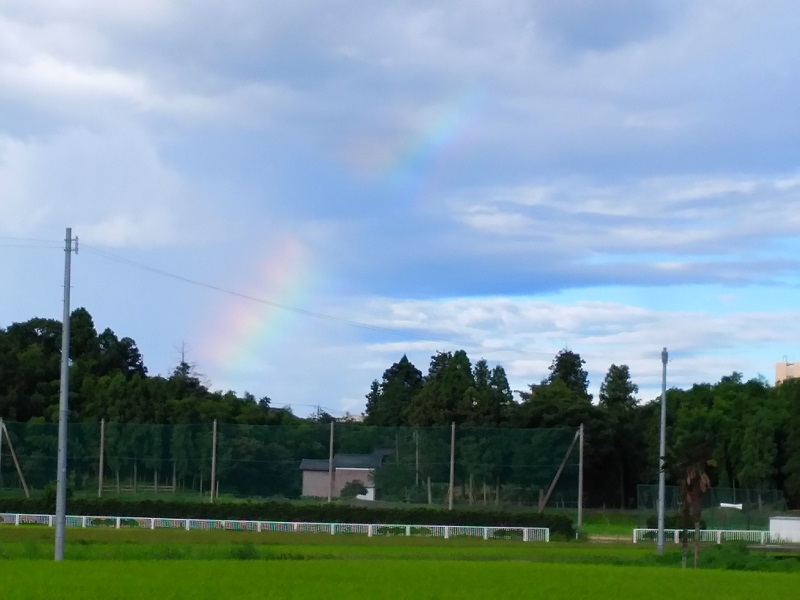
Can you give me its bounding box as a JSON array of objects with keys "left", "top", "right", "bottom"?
[
  {"left": 776, "top": 361, "right": 800, "bottom": 384},
  {"left": 301, "top": 468, "right": 375, "bottom": 499},
  {"left": 770, "top": 516, "right": 800, "bottom": 542}
]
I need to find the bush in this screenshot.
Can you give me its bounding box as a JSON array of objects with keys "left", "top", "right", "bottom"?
[
  {"left": 0, "top": 497, "right": 574, "bottom": 537},
  {"left": 645, "top": 514, "right": 706, "bottom": 530},
  {"left": 340, "top": 481, "right": 368, "bottom": 500}
]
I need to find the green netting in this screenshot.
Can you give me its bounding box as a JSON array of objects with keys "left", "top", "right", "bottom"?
[
  {"left": 636, "top": 484, "right": 787, "bottom": 530},
  {"left": 0, "top": 421, "right": 579, "bottom": 509}
]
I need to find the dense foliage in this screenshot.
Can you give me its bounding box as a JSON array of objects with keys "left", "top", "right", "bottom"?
[
  {"left": 1, "top": 308, "right": 798, "bottom": 508},
  {"left": 0, "top": 497, "right": 574, "bottom": 534}
]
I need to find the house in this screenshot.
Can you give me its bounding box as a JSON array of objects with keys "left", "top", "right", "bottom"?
[{"left": 299, "top": 450, "right": 389, "bottom": 501}]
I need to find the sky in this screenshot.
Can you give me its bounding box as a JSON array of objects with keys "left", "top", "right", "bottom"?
[{"left": 2, "top": 0, "right": 800, "bottom": 418}]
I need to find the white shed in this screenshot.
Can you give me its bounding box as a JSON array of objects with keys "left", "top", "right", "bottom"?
[{"left": 769, "top": 516, "right": 800, "bottom": 543}]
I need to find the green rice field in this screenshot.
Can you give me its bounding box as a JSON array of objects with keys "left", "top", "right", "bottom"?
[
  {"left": 1, "top": 527, "right": 799, "bottom": 599},
  {"left": 4, "top": 560, "right": 800, "bottom": 600}
]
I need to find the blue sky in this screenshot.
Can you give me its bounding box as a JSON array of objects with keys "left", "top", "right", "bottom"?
[{"left": 2, "top": 1, "right": 800, "bottom": 417}]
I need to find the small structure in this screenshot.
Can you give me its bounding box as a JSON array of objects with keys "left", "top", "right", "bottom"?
[
  {"left": 299, "top": 450, "right": 388, "bottom": 501},
  {"left": 769, "top": 516, "right": 800, "bottom": 543}
]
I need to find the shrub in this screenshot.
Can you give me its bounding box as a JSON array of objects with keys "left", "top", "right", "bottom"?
[
  {"left": 340, "top": 481, "right": 368, "bottom": 500},
  {"left": 0, "top": 497, "right": 574, "bottom": 537}
]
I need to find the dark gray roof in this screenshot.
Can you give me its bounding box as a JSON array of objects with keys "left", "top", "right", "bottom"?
[{"left": 299, "top": 452, "right": 386, "bottom": 472}]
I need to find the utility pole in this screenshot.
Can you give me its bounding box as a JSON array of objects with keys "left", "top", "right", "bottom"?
[
  {"left": 577, "top": 423, "right": 584, "bottom": 536},
  {"left": 657, "top": 347, "right": 668, "bottom": 556},
  {"left": 55, "top": 227, "right": 78, "bottom": 562}
]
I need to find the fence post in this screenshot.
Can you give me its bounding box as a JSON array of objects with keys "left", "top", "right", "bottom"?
[
  {"left": 717, "top": 531, "right": 722, "bottom": 544},
  {"left": 15, "top": 513, "right": 20, "bottom": 526},
  {"left": 98, "top": 419, "right": 105, "bottom": 498},
  {"left": 483, "top": 527, "right": 488, "bottom": 541},
  {"left": 523, "top": 528, "right": 529, "bottom": 543},
  {"left": 444, "top": 526, "right": 450, "bottom": 539},
  {"left": 674, "top": 530, "right": 679, "bottom": 544},
  {"left": 448, "top": 422, "right": 455, "bottom": 510},
  {"left": 368, "top": 524, "right": 373, "bottom": 537},
  {"left": 632, "top": 529, "right": 637, "bottom": 543},
  {"left": 185, "top": 519, "right": 190, "bottom": 531},
  {"left": 210, "top": 420, "right": 217, "bottom": 503},
  {"left": 151, "top": 518, "right": 155, "bottom": 530},
  {"left": 761, "top": 531, "right": 767, "bottom": 545},
  {"left": 82, "top": 516, "right": 87, "bottom": 528},
  {"left": 327, "top": 421, "right": 335, "bottom": 503},
  {"left": 406, "top": 525, "right": 411, "bottom": 537},
  {"left": 116, "top": 517, "right": 121, "bottom": 529}
]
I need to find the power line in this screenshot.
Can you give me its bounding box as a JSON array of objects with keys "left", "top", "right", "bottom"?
[
  {"left": 0, "top": 236, "right": 61, "bottom": 244},
  {"left": 81, "top": 244, "right": 563, "bottom": 358}
]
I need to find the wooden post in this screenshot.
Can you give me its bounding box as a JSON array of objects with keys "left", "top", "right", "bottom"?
[
  {"left": 414, "top": 430, "right": 420, "bottom": 487},
  {"left": 327, "top": 420, "right": 335, "bottom": 503},
  {"left": 538, "top": 429, "right": 580, "bottom": 513},
  {"left": 448, "top": 422, "right": 455, "bottom": 510},
  {"left": 210, "top": 419, "right": 217, "bottom": 503},
  {"left": 1, "top": 420, "right": 30, "bottom": 498},
  {"left": 97, "top": 419, "right": 105, "bottom": 498}
]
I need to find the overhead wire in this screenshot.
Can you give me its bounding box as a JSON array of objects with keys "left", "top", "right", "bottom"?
[{"left": 81, "top": 244, "right": 567, "bottom": 358}]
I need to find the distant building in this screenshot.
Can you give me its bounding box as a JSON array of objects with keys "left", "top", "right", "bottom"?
[
  {"left": 299, "top": 450, "right": 389, "bottom": 500},
  {"left": 776, "top": 360, "right": 800, "bottom": 384}
]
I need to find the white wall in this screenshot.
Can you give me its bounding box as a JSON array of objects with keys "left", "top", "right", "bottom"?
[{"left": 769, "top": 517, "right": 800, "bottom": 542}]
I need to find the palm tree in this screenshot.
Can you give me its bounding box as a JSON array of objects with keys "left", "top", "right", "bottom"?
[{"left": 679, "top": 452, "right": 714, "bottom": 568}]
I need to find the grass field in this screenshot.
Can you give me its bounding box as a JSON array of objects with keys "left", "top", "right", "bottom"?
[
  {"left": 2, "top": 525, "right": 800, "bottom": 599},
  {"left": 4, "top": 560, "right": 800, "bottom": 600}
]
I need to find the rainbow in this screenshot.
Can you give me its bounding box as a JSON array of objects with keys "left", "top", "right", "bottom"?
[
  {"left": 386, "top": 85, "right": 485, "bottom": 191},
  {"left": 204, "top": 235, "right": 315, "bottom": 374}
]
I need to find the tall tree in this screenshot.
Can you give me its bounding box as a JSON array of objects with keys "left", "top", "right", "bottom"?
[
  {"left": 599, "top": 364, "right": 640, "bottom": 507},
  {"left": 738, "top": 407, "right": 777, "bottom": 510},
  {"left": 407, "top": 350, "right": 473, "bottom": 426},
  {"left": 363, "top": 355, "right": 423, "bottom": 426},
  {"left": 544, "top": 349, "right": 592, "bottom": 402}
]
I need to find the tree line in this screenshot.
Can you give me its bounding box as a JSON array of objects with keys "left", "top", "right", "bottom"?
[{"left": 1, "top": 308, "right": 799, "bottom": 508}]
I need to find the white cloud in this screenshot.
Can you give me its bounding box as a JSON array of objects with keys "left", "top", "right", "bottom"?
[
  {"left": 447, "top": 173, "right": 800, "bottom": 264},
  {"left": 0, "top": 127, "right": 205, "bottom": 246},
  {"left": 334, "top": 294, "right": 797, "bottom": 404}
]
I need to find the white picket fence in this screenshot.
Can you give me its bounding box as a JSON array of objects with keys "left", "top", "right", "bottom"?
[
  {"left": 633, "top": 528, "right": 774, "bottom": 545},
  {"left": 0, "top": 513, "right": 549, "bottom": 542}
]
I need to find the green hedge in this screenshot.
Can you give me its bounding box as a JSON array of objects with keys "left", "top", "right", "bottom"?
[
  {"left": 645, "top": 514, "right": 706, "bottom": 530},
  {"left": 0, "top": 498, "right": 573, "bottom": 537}
]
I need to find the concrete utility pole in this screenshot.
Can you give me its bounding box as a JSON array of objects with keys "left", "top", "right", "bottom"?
[
  {"left": 657, "top": 347, "right": 668, "bottom": 556},
  {"left": 55, "top": 227, "right": 78, "bottom": 561},
  {"left": 577, "top": 423, "right": 584, "bottom": 536}
]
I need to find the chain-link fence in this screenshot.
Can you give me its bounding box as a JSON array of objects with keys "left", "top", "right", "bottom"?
[
  {"left": 0, "top": 420, "right": 579, "bottom": 509},
  {"left": 637, "top": 484, "right": 787, "bottom": 530}
]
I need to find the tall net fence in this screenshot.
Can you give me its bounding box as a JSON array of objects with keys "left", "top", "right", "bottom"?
[
  {"left": 637, "top": 484, "right": 787, "bottom": 530},
  {"left": 0, "top": 420, "right": 579, "bottom": 509}
]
